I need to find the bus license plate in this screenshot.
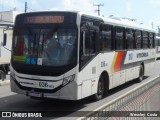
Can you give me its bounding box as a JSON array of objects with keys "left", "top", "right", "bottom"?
[{"left": 28, "top": 91, "right": 42, "bottom": 97}]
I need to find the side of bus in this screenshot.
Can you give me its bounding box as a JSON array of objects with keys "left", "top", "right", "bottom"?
[
  {"left": 77, "top": 14, "right": 156, "bottom": 100},
  {"left": 156, "top": 36, "right": 160, "bottom": 60}
]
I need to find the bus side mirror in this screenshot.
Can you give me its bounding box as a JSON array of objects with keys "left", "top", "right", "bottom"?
[{"left": 3, "top": 33, "right": 7, "bottom": 46}]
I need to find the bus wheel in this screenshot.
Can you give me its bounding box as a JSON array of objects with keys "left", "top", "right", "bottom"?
[
  {"left": 137, "top": 65, "right": 144, "bottom": 82},
  {"left": 0, "top": 70, "right": 5, "bottom": 81},
  {"left": 93, "top": 76, "right": 104, "bottom": 101}
]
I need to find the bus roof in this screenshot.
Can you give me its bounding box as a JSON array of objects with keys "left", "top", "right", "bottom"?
[
  {"left": 16, "top": 11, "right": 156, "bottom": 33},
  {"left": 102, "top": 17, "right": 155, "bottom": 33},
  {"left": 78, "top": 11, "right": 156, "bottom": 33}
]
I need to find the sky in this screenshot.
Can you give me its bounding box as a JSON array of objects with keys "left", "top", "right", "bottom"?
[{"left": 0, "top": 0, "right": 160, "bottom": 31}]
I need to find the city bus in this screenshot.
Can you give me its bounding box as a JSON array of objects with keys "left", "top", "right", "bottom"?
[
  {"left": 156, "top": 36, "right": 160, "bottom": 60},
  {"left": 10, "top": 11, "right": 156, "bottom": 101}
]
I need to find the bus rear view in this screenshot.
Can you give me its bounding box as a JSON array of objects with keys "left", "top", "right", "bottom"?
[{"left": 10, "top": 12, "right": 78, "bottom": 100}]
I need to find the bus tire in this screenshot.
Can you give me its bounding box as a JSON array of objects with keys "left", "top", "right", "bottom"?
[
  {"left": 0, "top": 70, "right": 5, "bottom": 81},
  {"left": 93, "top": 75, "right": 105, "bottom": 101},
  {"left": 137, "top": 65, "right": 144, "bottom": 82}
]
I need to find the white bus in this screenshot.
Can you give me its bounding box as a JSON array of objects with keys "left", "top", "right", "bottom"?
[
  {"left": 156, "top": 36, "right": 160, "bottom": 60},
  {"left": 10, "top": 11, "right": 156, "bottom": 100}
]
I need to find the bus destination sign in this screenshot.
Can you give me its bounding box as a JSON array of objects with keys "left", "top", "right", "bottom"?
[{"left": 25, "top": 16, "right": 64, "bottom": 24}]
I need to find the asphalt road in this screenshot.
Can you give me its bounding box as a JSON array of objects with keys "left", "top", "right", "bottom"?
[{"left": 0, "top": 60, "right": 160, "bottom": 120}]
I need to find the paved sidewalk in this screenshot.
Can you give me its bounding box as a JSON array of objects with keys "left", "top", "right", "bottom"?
[{"left": 0, "top": 80, "right": 10, "bottom": 86}]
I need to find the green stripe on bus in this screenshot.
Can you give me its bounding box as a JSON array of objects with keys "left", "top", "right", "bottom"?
[{"left": 13, "top": 56, "right": 26, "bottom": 62}]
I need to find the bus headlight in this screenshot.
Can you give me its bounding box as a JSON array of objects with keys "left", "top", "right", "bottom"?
[{"left": 63, "top": 75, "right": 75, "bottom": 86}]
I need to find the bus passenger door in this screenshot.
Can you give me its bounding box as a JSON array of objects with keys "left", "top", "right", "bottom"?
[{"left": 79, "top": 27, "right": 99, "bottom": 98}]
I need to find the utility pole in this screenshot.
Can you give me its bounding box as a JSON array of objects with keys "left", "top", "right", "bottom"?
[
  {"left": 25, "top": 2, "right": 27, "bottom": 13},
  {"left": 93, "top": 3, "right": 104, "bottom": 16},
  {"left": 13, "top": 0, "right": 16, "bottom": 10}
]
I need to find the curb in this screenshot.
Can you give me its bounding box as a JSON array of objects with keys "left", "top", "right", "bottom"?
[{"left": 0, "top": 80, "right": 10, "bottom": 86}]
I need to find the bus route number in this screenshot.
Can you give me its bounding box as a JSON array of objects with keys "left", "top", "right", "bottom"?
[{"left": 39, "top": 82, "right": 48, "bottom": 88}]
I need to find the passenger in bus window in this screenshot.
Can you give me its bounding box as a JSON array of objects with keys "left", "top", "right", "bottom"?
[
  {"left": 59, "top": 33, "right": 73, "bottom": 48},
  {"left": 42, "top": 33, "right": 61, "bottom": 65},
  {"left": 60, "top": 32, "right": 73, "bottom": 63}
]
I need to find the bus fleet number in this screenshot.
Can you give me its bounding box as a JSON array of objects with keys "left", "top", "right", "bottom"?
[
  {"left": 39, "top": 82, "right": 48, "bottom": 88},
  {"left": 101, "top": 61, "right": 108, "bottom": 67}
]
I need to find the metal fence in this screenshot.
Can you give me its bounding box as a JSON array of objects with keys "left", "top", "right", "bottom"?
[{"left": 79, "top": 76, "right": 160, "bottom": 120}]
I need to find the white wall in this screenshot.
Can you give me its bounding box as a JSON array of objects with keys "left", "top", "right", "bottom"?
[{"left": 0, "top": 10, "right": 22, "bottom": 23}]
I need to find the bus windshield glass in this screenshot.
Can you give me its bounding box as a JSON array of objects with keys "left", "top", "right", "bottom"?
[{"left": 12, "top": 25, "right": 77, "bottom": 67}]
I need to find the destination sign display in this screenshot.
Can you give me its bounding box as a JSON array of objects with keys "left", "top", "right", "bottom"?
[{"left": 25, "top": 16, "right": 64, "bottom": 24}]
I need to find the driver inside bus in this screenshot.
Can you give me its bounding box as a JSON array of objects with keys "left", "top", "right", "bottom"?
[
  {"left": 59, "top": 32, "right": 72, "bottom": 48},
  {"left": 42, "top": 32, "right": 61, "bottom": 65},
  {"left": 58, "top": 32, "right": 73, "bottom": 64}
]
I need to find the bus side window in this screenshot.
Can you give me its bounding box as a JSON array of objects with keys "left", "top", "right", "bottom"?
[
  {"left": 156, "top": 38, "right": 159, "bottom": 47},
  {"left": 149, "top": 33, "right": 154, "bottom": 48},
  {"left": 115, "top": 27, "right": 124, "bottom": 50},
  {"left": 83, "top": 30, "right": 90, "bottom": 55},
  {"left": 100, "top": 24, "right": 112, "bottom": 51},
  {"left": 82, "top": 30, "right": 96, "bottom": 56},
  {"left": 89, "top": 30, "right": 96, "bottom": 54},
  {"left": 142, "top": 31, "right": 149, "bottom": 49},
  {"left": 135, "top": 30, "right": 142, "bottom": 49},
  {"left": 126, "top": 28, "right": 134, "bottom": 49},
  {"left": 153, "top": 33, "right": 155, "bottom": 48}
]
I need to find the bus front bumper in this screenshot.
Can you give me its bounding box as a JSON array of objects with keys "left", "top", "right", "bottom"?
[{"left": 10, "top": 75, "right": 78, "bottom": 100}]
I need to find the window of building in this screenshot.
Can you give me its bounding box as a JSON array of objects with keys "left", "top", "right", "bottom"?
[{"left": 3, "top": 33, "right": 7, "bottom": 46}]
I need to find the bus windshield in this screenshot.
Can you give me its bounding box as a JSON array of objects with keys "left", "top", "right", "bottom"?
[{"left": 12, "top": 25, "right": 77, "bottom": 67}]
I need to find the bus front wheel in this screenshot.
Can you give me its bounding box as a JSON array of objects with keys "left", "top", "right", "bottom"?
[{"left": 93, "top": 76, "right": 104, "bottom": 101}]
